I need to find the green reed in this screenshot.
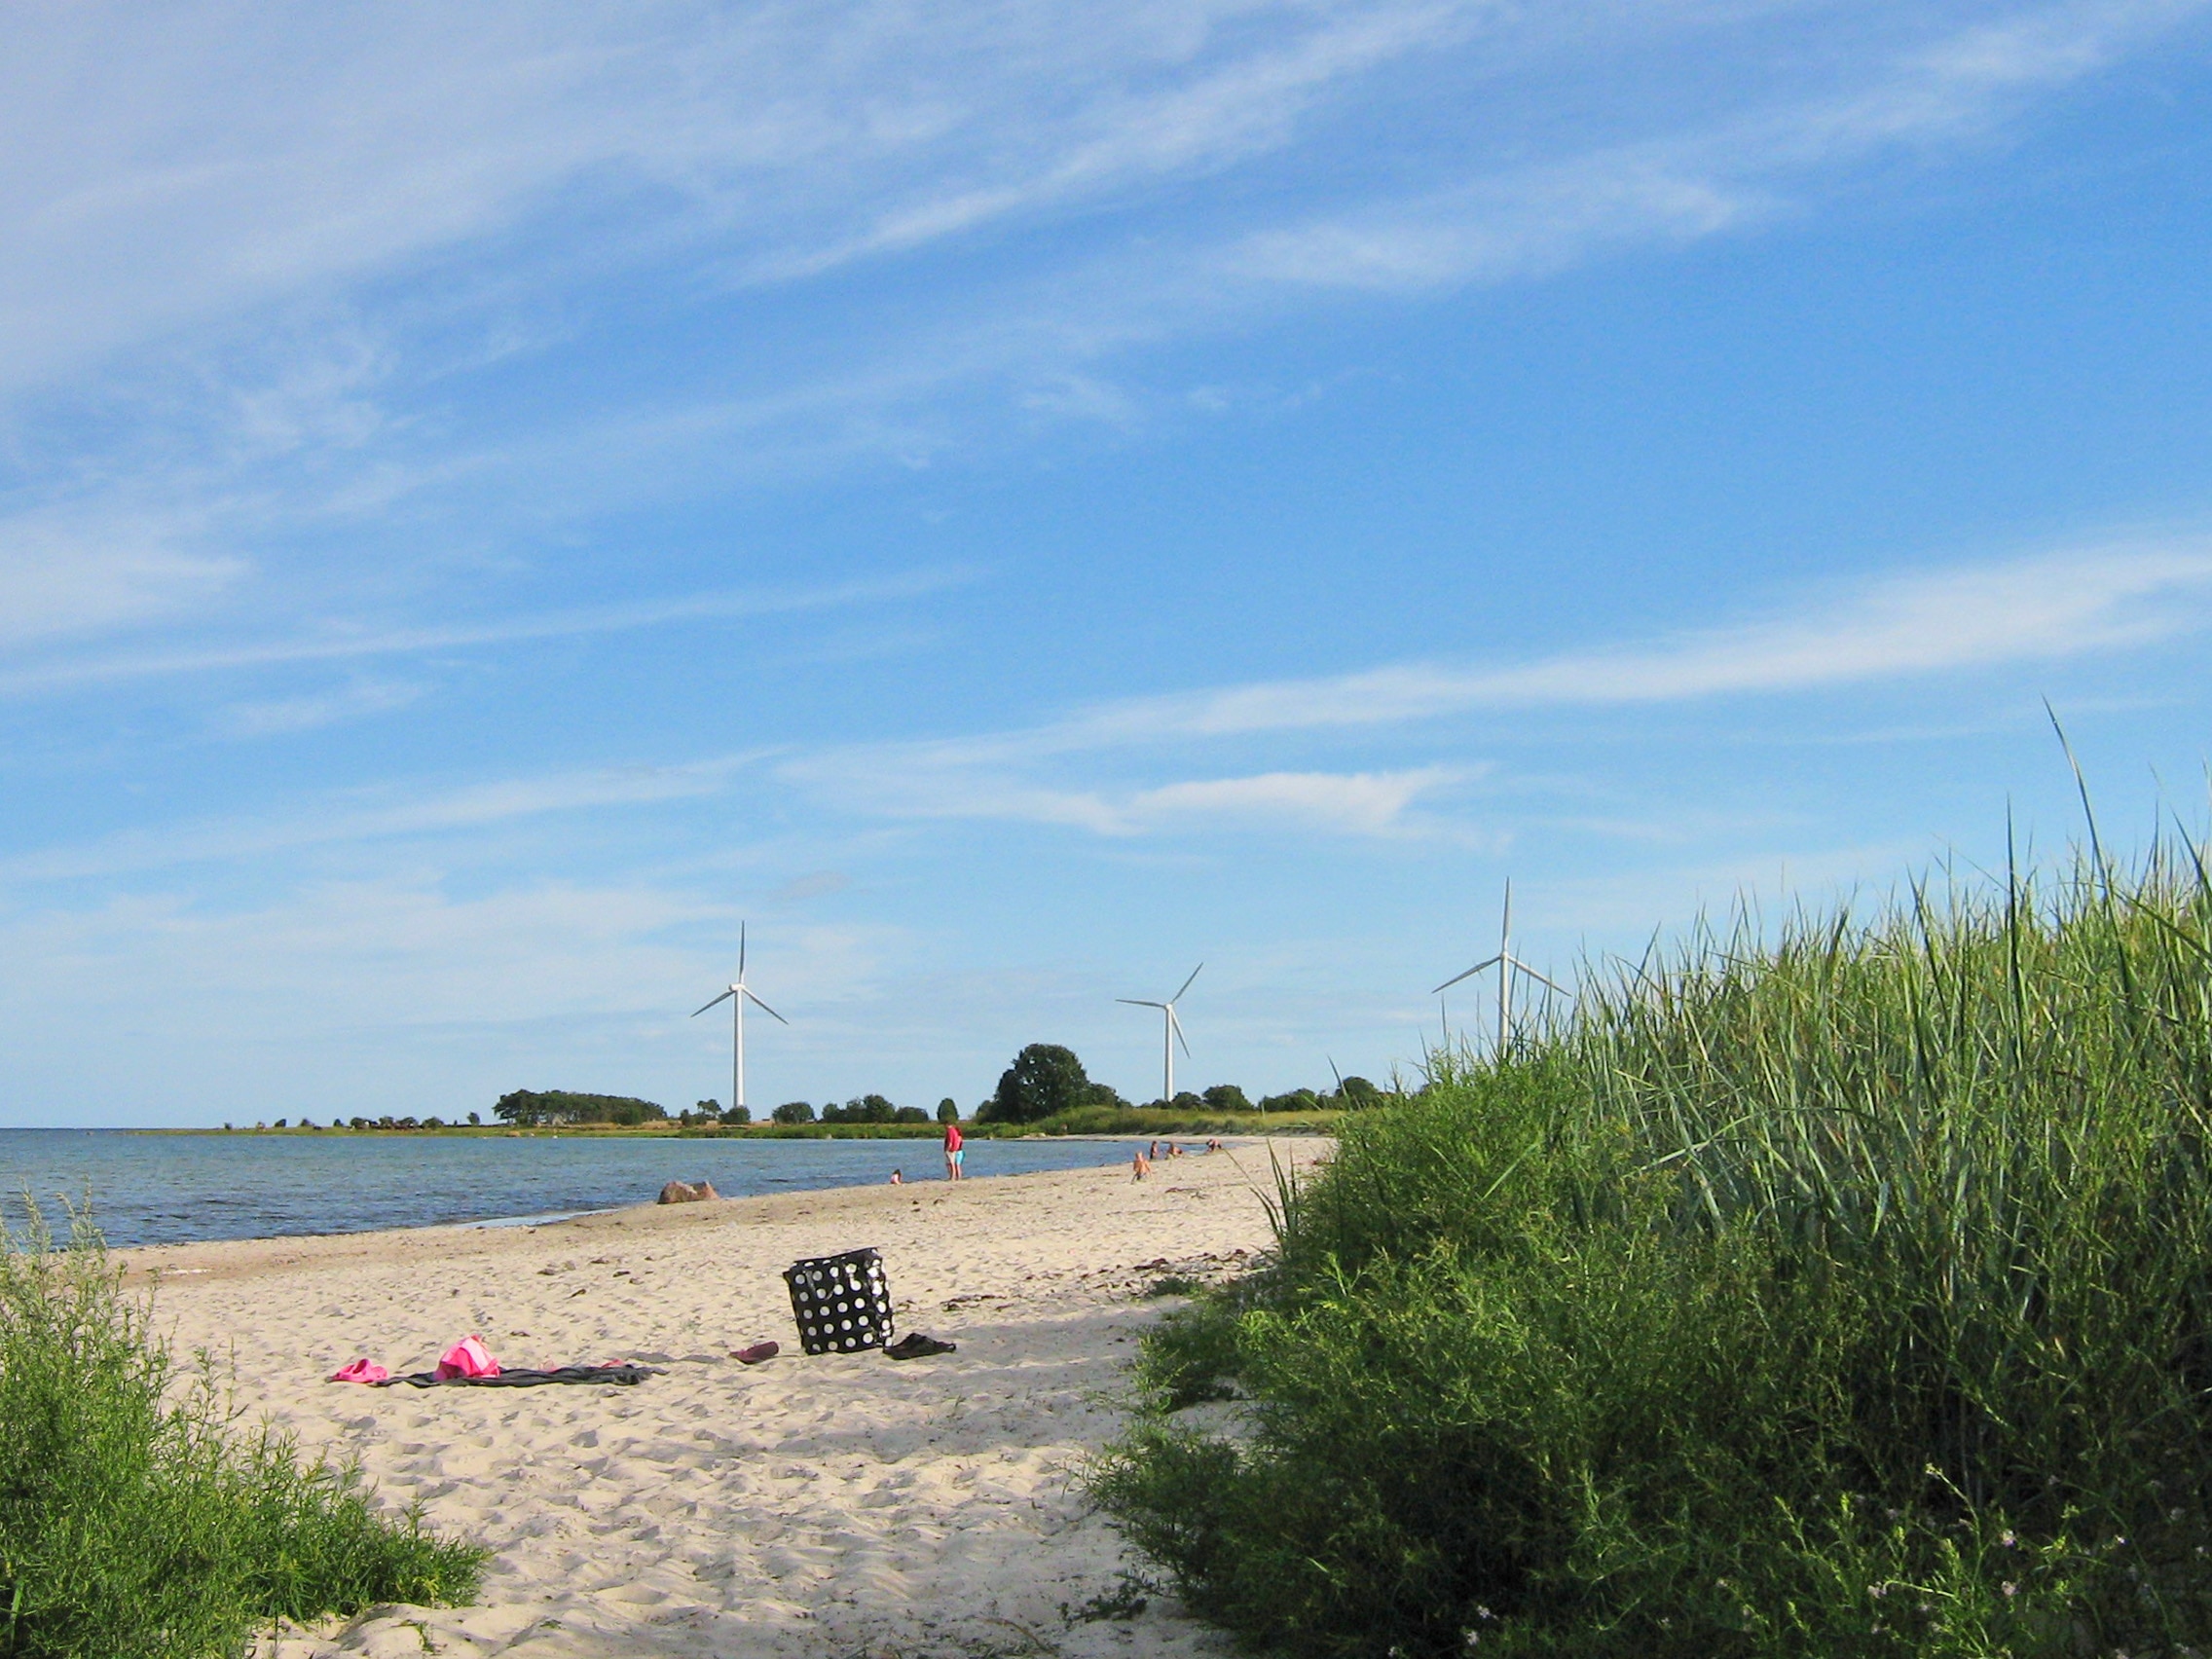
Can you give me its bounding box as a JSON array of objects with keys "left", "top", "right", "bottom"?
[
  {"left": 0, "top": 1205, "right": 484, "bottom": 1658},
  {"left": 1091, "top": 839, "right": 2212, "bottom": 1657}
]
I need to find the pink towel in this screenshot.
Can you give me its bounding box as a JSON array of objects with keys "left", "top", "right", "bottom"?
[
  {"left": 328, "top": 1358, "right": 389, "bottom": 1384},
  {"left": 434, "top": 1335, "right": 500, "bottom": 1381}
]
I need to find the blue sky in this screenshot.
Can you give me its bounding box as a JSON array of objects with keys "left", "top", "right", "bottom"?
[{"left": 4, "top": 0, "right": 2212, "bottom": 1125}]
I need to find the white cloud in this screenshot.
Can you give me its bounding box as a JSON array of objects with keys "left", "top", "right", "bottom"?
[
  {"left": 774, "top": 538, "right": 2212, "bottom": 837},
  {"left": 0, "top": 518, "right": 243, "bottom": 645},
  {"left": 0, "top": 566, "right": 973, "bottom": 694},
  {"left": 213, "top": 679, "right": 424, "bottom": 738},
  {"left": 788, "top": 752, "right": 1471, "bottom": 838},
  {"left": 1221, "top": 0, "right": 2204, "bottom": 292},
  {"left": 979, "top": 540, "right": 2212, "bottom": 756},
  {"left": 0, "top": 757, "right": 761, "bottom": 883},
  {"left": 0, "top": 0, "right": 1482, "bottom": 395}
]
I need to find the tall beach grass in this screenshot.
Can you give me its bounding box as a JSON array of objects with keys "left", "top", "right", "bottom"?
[
  {"left": 1092, "top": 839, "right": 2212, "bottom": 1656},
  {"left": 0, "top": 1206, "right": 484, "bottom": 1658}
]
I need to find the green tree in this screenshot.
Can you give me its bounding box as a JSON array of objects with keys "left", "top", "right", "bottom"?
[
  {"left": 720, "top": 1104, "right": 752, "bottom": 1125},
  {"left": 771, "top": 1101, "right": 814, "bottom": 1124},
  {"left": 1336, "top": 1075, "right": 1382, "bottom": 1109},
  {"left": 937, "top": 1097, "right": 961, "bottom": 1124},
  {"left": 1201, "top": 1084, "right": 1251, "bottom": 1113},
  {"left": 981, "top": 1044, "right": 1098, "bottom": 1123}
]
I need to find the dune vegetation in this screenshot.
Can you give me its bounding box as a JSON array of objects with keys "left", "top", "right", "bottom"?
[
  {"left": 0, "top": 1207, "right": 484, "bottom": 1659},
  {"left": 1091, "top": 837, "right": 2212, "bottom": 1657}
]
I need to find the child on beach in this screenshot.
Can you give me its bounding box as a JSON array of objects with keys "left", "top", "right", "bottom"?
[
  {"left": 1132, "top": 1147, "right": 1151, "bottom": 1180},
  {"left": 943, "top": 1118, "right": 965, "bottom": 1181}
]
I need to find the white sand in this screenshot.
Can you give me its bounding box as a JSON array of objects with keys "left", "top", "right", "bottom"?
[{"left": 119, "top": 1141, "right": 1318, "bottom": 1658}]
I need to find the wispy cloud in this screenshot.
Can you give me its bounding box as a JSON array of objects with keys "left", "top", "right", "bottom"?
[
  {"left": 0, "top": 567, "right": 973, "bottom": 695},
  {"left": 779, "top": 540, "right": 2212, "bottom": 834},
  {"left": 820, "top": 541, "right": 2212, "bottom": 772},
  {"left": 211, "top": 678, "right": 425, "bottom": 738},
  {"left": 0, "top": 756, "right": 760, "bottom": 883},
  {"left": 1220, "top": 0, "right": 2205, "bottom": 293},
  {"left": 0, "top": 518, "right": 244, "bottom": 646},
  {"left": 801, "top": 763, "right": 1471, "bottom": 837}
]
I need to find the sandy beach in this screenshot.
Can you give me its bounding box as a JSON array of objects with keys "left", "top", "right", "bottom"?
[{"left": 117, "top": 1141, "right": 1319, "bottom": 1658}]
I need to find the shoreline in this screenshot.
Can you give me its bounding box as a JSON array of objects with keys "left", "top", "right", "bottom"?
[
  {"left": 137, "top": 1148, "right": 1315, "bottom": 1657},
  {"left": 110, "top": 1145, "right": 1299, "bottom": 1278},
  {"left": 77, "top": 1134, "right": 1294, "bottom": 1258}
]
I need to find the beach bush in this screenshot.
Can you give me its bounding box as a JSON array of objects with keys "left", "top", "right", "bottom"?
[
  {"left": 0, "top": 1206, "right": 484, "bottom": 1658},
  {"left": 1091, "top": 840, "right": 2212, "bottom": 1657},
  {"left": 980, "top": 1043, "right": 1127, "bottom": 1123}
]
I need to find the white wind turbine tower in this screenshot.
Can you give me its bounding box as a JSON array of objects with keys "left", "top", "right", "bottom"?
[
  {"left": 690, "top": 923, "right": 788, "bottom": 1115},
  {"left": 1120, "top": 963, "right": 1202, "bottom": 1105},
  {"left": 1432, "top": 882, "right": 1566, "bottom": 1055}
]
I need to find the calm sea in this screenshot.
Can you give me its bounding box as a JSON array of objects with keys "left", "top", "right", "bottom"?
[{"left": 0, "top": 1130, "right": 1132, "bottom": 1248}]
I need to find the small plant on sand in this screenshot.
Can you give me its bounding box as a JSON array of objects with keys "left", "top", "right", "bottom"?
[{"left": 0, "top": 1203, "right": 484, "bottom": 1658}]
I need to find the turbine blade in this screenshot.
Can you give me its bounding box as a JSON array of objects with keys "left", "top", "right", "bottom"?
[
  {"left": 691, "top": 988, "right": 736, "bottom": 1016},
  {"left": 1506, "top": 956, "right": 1567, "bottom": 995},
  {"left": 743, "top": 987, "right": 790, "bottom": 1024},
  {"left": 1170, "top": 1006, "right": 1191, "bottom": 1056},
  {"left": 738, "top": 920, "right": 747, "bottom": 978},
  {"left": 1118, "top": 999, "right": 1165, "bottom": 1009},
  {"left": 1431, "top": 954, "right": 1502, "bottom": 995},
  {"left": 1172, "top": 962, "right": 1203, "bottom": 1003}
]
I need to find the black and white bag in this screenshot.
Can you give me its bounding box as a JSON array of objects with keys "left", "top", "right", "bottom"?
[{"left": 783, "top": 1248, "right": 896, "bottom": 1354}]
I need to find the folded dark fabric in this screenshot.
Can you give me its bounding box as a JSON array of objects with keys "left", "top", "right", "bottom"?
[{"left": 373, "top": 1364, "right": 660, "bottom": 1388}]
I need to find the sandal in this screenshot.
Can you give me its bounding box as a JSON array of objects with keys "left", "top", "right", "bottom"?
[
  {"left": 732, "top": 1341, "right": 780, "bottom": 1365},
  {"left": 884, "top": 1332, "right": 957, "bottom": 1360}
]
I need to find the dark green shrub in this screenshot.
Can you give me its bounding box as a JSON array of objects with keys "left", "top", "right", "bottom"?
[
  {"left": 981, "top": 1044, "right": 1099, "bottom": 1122},
  {"left": 0, "top": 1207, "right": 483, "bottom": 1658},
  {"left": 1093, "top": 845, "right": 2212, "bottom": 1657},
  {"left": 937, "top": 1098, "right": 961, "bottom": 1124},
  {"left": 770, "top": 1101, "right": 814, "bottom": 1124}
]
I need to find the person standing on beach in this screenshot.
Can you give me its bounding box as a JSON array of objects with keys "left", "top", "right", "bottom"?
[{"left": 942, "top": 1117, "right": 965, "bottom": 1181}]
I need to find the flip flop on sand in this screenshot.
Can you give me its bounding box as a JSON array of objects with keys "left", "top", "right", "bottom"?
[
  {"left": 883, "top": 1333, "right": 956, "bottom": 1360},
  {"left": 732, "top": 1341, "right": 780, "bottom": 1364}
]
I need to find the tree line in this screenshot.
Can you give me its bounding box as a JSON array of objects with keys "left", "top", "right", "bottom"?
[{"left": 483, "top": 1047, "right": 1386, "bottom": 1132}]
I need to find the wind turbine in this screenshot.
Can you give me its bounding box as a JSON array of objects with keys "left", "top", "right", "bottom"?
[
  {"left": 691, "top": 923, "right": 788, "bottom": 1115},
  {"left": 1432, "top": 882, "right": 1565, "bottom": 1054},
  {"left": 1120, "top": 963, "right": 1201, "bottom": 1105}
]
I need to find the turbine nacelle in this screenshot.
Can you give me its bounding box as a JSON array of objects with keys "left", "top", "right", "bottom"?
[
  {"left": 1120, "top": 962, "right": 1201, "bottom": 1101},
  {"left": 1433, "top": 881, "right": 1566, "bottom": 1053},
  {"left": 688, "top": 921, "right": 787, "bottom": 1111}
]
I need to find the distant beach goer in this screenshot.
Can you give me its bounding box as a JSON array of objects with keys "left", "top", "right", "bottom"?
[
  {"left": 1132, "top": 1147, "right": 1151, "bottom": 1181},
  {"left": 1205, "top": 1137, "right": 1223, "bottom": 1153},
  {"left": 1167, "top": 1142, "right": 1184, "bottom": 1158},
  {"left": 890, "top": 1168, "right": 903, "bottom": 1185},
  {"left": 1147, "top": 1140, "right": 1161, "bottom": 1161},
  {"left": 943, "top": 1118, "right": 965, "bottom": 1181}
]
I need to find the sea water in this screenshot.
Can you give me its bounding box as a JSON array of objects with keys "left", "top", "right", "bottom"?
[{"left": 0, "top": 1129, "right": 1132, "bottom": 1248}]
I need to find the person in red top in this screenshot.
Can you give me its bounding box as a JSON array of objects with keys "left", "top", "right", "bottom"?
[{"left": 942, "top": 1117, "right": 965, "bottom": 1181}]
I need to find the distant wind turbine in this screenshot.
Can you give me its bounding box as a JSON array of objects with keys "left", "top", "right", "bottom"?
[
  {"left": 691, "top": 922, "right": 788, "bottom": 1115},
  {"left": 1120, "top": 963, "right": 1202, "bottom": 1104},
  {"left": 1432, "top": 882, "right": 1565, "bottom": 1055}
]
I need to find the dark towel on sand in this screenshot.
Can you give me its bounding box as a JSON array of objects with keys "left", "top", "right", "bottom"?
[{"left": 374, "top": 1364, "right": 660, "bottom": 1388}]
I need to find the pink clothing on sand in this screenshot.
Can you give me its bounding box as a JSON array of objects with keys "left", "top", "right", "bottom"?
[
  {"left": 328, "top": 1358, "right": 389, "bottom": 1384},
  {"left": 434, "top": 1335, "right": 500, "bottom": 1381}
]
